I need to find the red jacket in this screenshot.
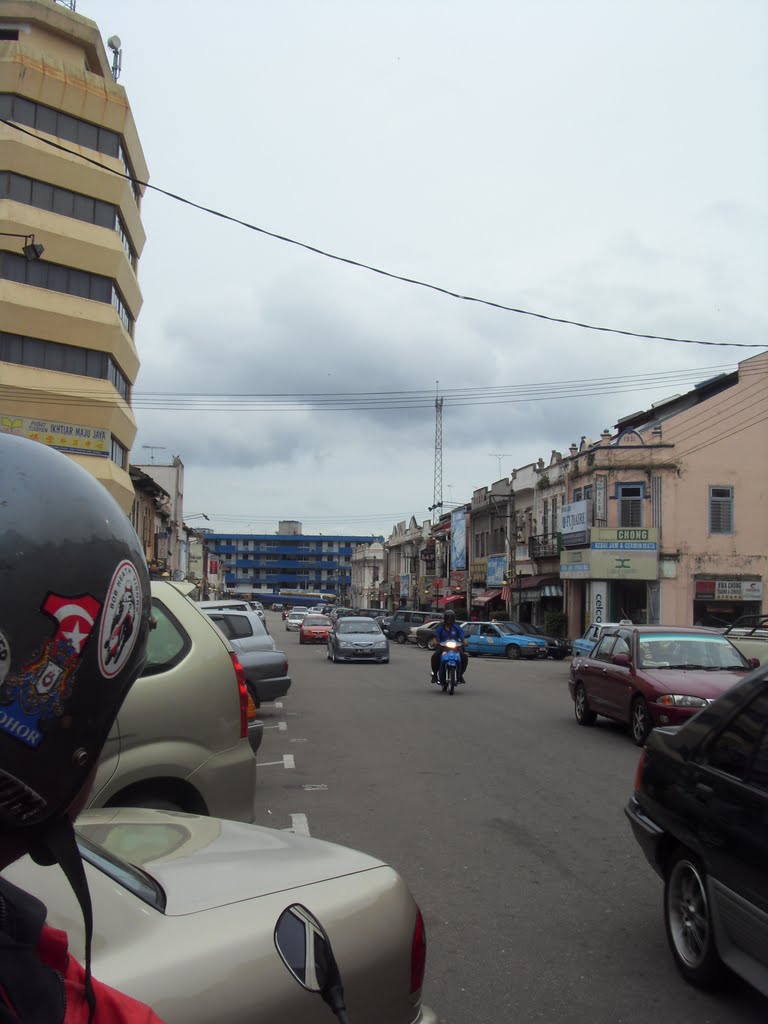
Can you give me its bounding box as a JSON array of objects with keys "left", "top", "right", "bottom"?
[{"left": 0, "top": 879, "right": 164, "bottom": 1024}]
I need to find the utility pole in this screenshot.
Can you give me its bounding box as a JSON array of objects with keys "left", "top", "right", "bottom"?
[{"left": 433, "top": 384, "right": 443, "bottom": 525}]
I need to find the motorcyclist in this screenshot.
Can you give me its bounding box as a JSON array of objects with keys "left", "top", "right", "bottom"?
[
  {"left": 430, "top": 610, "right": 468, "bottom": 684},
  {"left": 0, "top": 434, "right": 164, "bottom": 1023}
]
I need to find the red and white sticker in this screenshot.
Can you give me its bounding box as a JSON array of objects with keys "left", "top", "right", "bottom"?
[{"left": 98, "top": 560, "right": 142, "bottom": 679}]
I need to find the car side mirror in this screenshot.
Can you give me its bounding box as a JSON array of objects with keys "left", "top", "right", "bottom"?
[
  {"left": 274, "top": 904, "right": 348, "bottom": 1021},
  {"left": 749, "top": 657, "right": 761, "bottom": 669},
  {"left": 612, "top": 653, "right": 631, "bottom": 667}
]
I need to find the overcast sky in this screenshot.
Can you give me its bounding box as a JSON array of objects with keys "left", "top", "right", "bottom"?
[{"left": 87, "top": 0, "right": 767, "bottom": 536}]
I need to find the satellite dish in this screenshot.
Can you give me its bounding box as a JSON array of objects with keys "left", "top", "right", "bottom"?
[{"left": 107, "top": 35, "right": 122, "bottom": 51}]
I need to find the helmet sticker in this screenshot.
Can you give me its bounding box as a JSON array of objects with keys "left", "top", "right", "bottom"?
[
  {"left": 0, "top": 631, "right": 10, "bottom": 686},
  {"left": 98, "top": 560, "right": 143, "bottom": 679},
  {"left": 0, "top": 593, "right": 102, "bottom": 749}
]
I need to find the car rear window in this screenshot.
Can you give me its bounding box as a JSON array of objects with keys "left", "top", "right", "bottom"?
[
  {"left": 704, "top": 691, "right": 768, "bottom": 781},
  {"left": 142, "top": 600, "right": 190, "bottom": 676},
  {"left": 304, "top": 616, "right": 331, "bottom": 625}
]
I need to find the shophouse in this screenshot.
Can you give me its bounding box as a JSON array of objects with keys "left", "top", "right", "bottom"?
[
  {"left": 526, "top": 451, "right": 567, "bottom": 625},
  {"left": 350, "top": 541, "right": 384, "bottom": 609},
  {"left": 383, "top": 517, "right": 432, "bottom": 610},
  {"left": 129, "top": 465, "right": 170, "bottom": 569},
  {"left": 0, "top": 1, "right": 148, "bottom": 511},
  {"left": 468, "top": 478, "right": 513, "bottom": 617},
  {"left": 133, "top": 457, "right": 184, "bottom": 576},
  {"left": 560, "top": 353, "right": 768, "bottom": 634},
  {"left": 207, "top": 523, "right": 383, "bottom": 603}
]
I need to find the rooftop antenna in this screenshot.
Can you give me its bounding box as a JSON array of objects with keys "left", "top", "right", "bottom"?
[
  {"left": 107, "top": 35, "right": 122, "bottom": 81},
  {"left": 489, "top": 453, "right": 514, "bottom": 478},
  {"left": 141, "top": 445, "right": 167, "bottom": 464}
]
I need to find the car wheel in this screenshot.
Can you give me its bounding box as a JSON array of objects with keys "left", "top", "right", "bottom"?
[
  {"left": 630, "top": 695, "right": 652, "bottom": 746},
  {"left": 417, "top": 638, "right": 427, "bottom": 649},
  {"left": 664, "top": 851, "right": 725, "bottom": 989},
  {"left": 552, "top": 652, "right": 568, "bottom": 660},
  {"left": 326, "top": 647, "right": 332, "bottom": 661},
  {"left": 574, "top": 682, "right": 597, "bottom": 726},
  {"left": 299, "top": 637, "right": 304, "bottom": 645},
  {"left": 394, "top": 632, "right": 407, "bottom": 644},
  {"left": 427, "top": 637, "right": 437, "bottom": 651},
  {"left": 505, "top": 644, "right": 521, "bottom": 660}
]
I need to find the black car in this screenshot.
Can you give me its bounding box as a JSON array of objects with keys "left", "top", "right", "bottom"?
[
  {"left": 625, "top": 665, "right": 768, "bottom": 997},
  {"left": 503, "top": 621, "right": 571, "bottom": 659}
]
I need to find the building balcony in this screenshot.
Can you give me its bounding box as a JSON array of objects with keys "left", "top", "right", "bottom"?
[{"left": 529, "top": 535, "right": 560, "bottom": 559}]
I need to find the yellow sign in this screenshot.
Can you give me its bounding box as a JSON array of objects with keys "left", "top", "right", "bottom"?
[
  {"left": 1, "top": 415, "right": 110, "bottom": 458},
  {"left": 559, "top": 529, "right": 659, "bottom": 580}
]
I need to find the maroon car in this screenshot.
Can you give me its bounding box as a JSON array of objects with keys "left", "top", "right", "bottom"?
[{"left": 568, "top": 625, "right": 757, "bottom": 745}]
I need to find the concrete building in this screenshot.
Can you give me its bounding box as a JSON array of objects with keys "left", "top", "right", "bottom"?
[
  {"left": 561, "top": 353, "right": 768, "bottom": 635},
  {"left": 350, "top": 541, "right": 384, "bottom": 609},
  {"left": 206, "top": 528, "right": 384, "bottom": 603},
  {"left": 468, "top": 478, "right": 513, "bottom": 617},
  {"left": 129, "top": 465, "right": 170, "bottom": 570},
  {"left": 0, "top": 0, "right": 148, "bottom": 511},
  {"left": 133, "top": 457, "right": 184, "bottom": 576},
  {"left": 383, "top": 517, "right": 432, "bottom": 610}
]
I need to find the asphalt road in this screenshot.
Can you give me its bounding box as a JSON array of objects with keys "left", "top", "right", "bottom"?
[{"left": 256, "top": 613, "right": 767, "bottom": 1024}]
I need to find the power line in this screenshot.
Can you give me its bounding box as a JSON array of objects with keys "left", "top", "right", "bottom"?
[{"left": 2, "top": 117, "right": 764, "bottom": 351}]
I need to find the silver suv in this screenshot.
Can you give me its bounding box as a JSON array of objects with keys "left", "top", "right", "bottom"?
[
  {"left": 90, "top": 581, "right": 258, "bottom": 820},
  {"left": 387, "top": 611, "right": 439, "bottom": 644}
]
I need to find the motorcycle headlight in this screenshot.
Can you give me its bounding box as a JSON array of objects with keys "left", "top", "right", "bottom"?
[{"left": 656, "top": 694, "right": 709, "bottom": 708}]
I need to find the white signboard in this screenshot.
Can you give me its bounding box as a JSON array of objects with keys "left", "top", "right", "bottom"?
[
  {"left": 561, "top": 500, "right": 589, "bottom": 536},
  {"left": 715, "top": 580, "right": 764, "bottom": 601}
]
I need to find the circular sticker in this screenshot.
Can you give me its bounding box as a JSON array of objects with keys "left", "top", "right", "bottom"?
[
  {"left": 0, "top": 630, "right": 10, "bottom": 686},
  {"left": 98, "top": 560, "right": 142, "bottom": 679}
]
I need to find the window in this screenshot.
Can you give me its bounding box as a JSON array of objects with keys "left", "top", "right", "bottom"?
[
  {"left": 110, "top": 437, "right": 128, "bottom": 470},
  {"left": 748, "top": 705, "right": 768, "bottom": 790},
  {"left": 0, "top": 333, "right": 130, "bottom": 400},
  {"left": 705, "top": 692, "right": 768, "bottom": 780},
  {"left": 0, "top": 94, "right": 141, "bottom": 204},
  {"left": 618, "top": 483, "right": 644, "bottom": 528},
  {"left": 142, "top": 600, "right": 190, "bottom": 676},
  {"left": 0, "top": 254, "right": 133, "bottom": 331},
  {"left": 222, "top": 614, "right": 254, "bottom": 640},
  {"left": 0, "top": 173, "right": 138, "bottom": 267},
  {"left": 573, "top": 488, "right": 582, "bottom": 502},
  {"left": 551, "top": 496, "right": 558, "bottom": 536},
  {"left": 593, "top": 634, "right": 617, "bottom": 663},
  {"left": 583, "top": 485, "right": 593, "bottom": 501},
  {"left": 542, "top": 499, "right": 549, "bottom": 537},
  {"left": 612, "top": 635, "right": 630, "bottom": 659},
  {"left": 709, "top": 486, "right": 734, "bottom": 534}
]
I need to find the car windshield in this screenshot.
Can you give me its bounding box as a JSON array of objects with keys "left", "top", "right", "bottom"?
[
  {"left": 524, "top": 624, "right": 543, "bottom": 635},
  {"left": 497, "top": 623, "right": 523, "bottom": 634},
  {"left": 304, "top": 616, "right": 330, "bottom": 626},
  {"left": 338, "top": 621, "right": 380, "bottom": 634},
  {"left": 637, "top": 633, "right": 749, "bottom": 670}
]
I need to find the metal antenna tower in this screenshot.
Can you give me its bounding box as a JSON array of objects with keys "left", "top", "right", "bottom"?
[
  {"left": 432, "top": 384, "right": 443, "bottom": 523},
  {"left": 141, "top": 445, "right": 167, "bottom": 464}
]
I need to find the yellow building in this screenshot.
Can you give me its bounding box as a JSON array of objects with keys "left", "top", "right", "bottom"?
[{"left": 0, "top": 0, "right": 148, "bottom": 510}]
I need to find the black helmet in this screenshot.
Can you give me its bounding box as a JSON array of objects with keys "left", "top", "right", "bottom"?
[
  {"left": 0, "top": 435, "right": 151, "bottom": 830},
  {"left": 443, "top": 609, "right": 456, "bottom": 625}
]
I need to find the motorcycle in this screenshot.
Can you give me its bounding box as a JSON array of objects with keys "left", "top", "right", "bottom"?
[{"left": 438, "top": 638, "right": 462, "bottom": 695}]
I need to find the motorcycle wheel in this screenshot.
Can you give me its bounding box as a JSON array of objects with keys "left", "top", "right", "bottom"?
[{"left": 448, "top": 666, "right": 456, "bottom": 695}]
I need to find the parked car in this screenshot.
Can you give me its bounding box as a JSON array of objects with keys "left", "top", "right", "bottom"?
[
  {"left": 721, "top": 615, "right": 768, "bottom": 666},
  {"left": 412, "top": 619, "right": 443, "bottom": 649},
  {"left": 625, "top": 664, "right": 768, "bottom": 998},
  {"left": 328, "top": 617, "right": 390, "bottom": 663},
  {"left": 571, "top": 619, "right": 633, "bottom": 657},
  {"left": 376, "top": 614, "right": 392, "bottom": 634},
  {"left": 285, "top": 609, "right": 309, "bottom": 631},
  {"left": 5, "top": 807, "right": 437, "bottom": 1024},
  {"left": 299, "top": 614, "right": 333, "bottom": 645},
  {"left": 199, "top": 605, "right": 276, "bottom": 653},
  {"left": 569, "top": 625, "right": 757, "bottom": 745},
  {"left": 387, "top": 611, "right": 439, "bottom": 644},
  {"left": 197, "top": 598, "right": 267, "bottom": 626},
  {"left": 504, "top": 621, "right": 572, "bottom": 659},
  {"left": 89, "top": 581, "right": 258, "bottom": 820},
  {"left": 205, "top": 612, "right": 292, "bottom": 705},
  {"left": 463, "top": 621, "right": 548, "bottom": 659},
  {"left": 271, "top": 602, "right": 285, "bottom": 612}
]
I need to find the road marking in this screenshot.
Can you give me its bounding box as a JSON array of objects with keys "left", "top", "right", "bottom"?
[
  {"left": 302, "top": 783, "right": 328, "bottom": 791},
  {"left": 275, "top": 701, "right": 284, "bottom": 709},
  {"left": 289, "top": 813, "right": 311, "bottom": 836},
  {"left": 263, "top": 721, "right": 288, "bottom": 731},
  {"left": 283, "top": 754, "right": 295, "bottom": 769},
  {"left": 289, "top": 737, "right": 308, "bottom": 743},
  {"left": 257, "top": 760, "right": 284, "bottom": 767}
]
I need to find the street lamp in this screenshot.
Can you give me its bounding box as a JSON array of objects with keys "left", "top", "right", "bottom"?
[{"left": 0, "top": 232, "right": 44, "bottom": 260}]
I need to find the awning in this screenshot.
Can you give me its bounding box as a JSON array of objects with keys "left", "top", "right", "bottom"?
[
  {"left": 436, "top": 594, "right": 464, "bottom": 607},
  {"left": 472, "top": 589, "right": 502, "bottom": 606},
  {"left": 517, "top": 574, "right": 559, "bottom": 590},
  {"left": 541, "top": 585, "right": 563, "bottom": 598}
]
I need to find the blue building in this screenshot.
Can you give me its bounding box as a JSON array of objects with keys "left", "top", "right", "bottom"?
[{"left": 207, "top": 530, "right": 384, "bottom": 603}]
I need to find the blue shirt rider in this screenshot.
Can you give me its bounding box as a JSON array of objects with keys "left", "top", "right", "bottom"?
[{"left": 430, "top": 610, "right": 468, "bottom": 684}]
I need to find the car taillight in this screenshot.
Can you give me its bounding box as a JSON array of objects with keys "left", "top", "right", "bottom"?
[
  {"left": 410, "top": 908, "right": 426, "bottom": 995},
  {"left": 230, "top": 653, "right": 249, "bottom": 739},
  {"left": 633, "top": 748, "right": 647, "bottom": 792},
  {"left": 283, "top": 659, "right": 288, "bottom": 675}
]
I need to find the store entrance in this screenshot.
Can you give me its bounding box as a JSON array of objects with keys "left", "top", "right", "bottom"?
[{"left": 611, "top": 581, "right": 648, "bottom": 624}]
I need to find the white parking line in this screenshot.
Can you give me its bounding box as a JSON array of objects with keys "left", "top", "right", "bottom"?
[
  {"left": 263, "top": 722, "right": 288, "bottom": 731},
  {"left": 289, "top": 813, "right": 311, "bottom": 836},
  {"left": 274, "top": 701, "right": 284, "bottom": 709},
  {"left": 257, "top": 759, "right": 284, "bottom": 767},
  {"left": 283, "top": 754, "right": 295, "bottom": 769},
  {"left": 302, "top": 783, "right": 328, "bottom": 791}
]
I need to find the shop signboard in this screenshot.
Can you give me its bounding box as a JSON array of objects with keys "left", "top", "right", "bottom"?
[
  {"left": 696, "top": 579, "right": 765, "bottom": 601},
  {"left": 486, "top": 555, "right": 507, "bottom": 587},
  {"left": 1, "top": 414, "right": 110, "bottom": 457},
  {"left": 400, "top": 574, "right": 410, "bottom": 600},
  {"left": 589, "top": 581, "right": 608, "bottom": 626},
  {"left": 594, "top": 475, "right": 607, "bottom": 525},
  {"left": 450, "top": 510, "right": 467, "bottom": 570},
  {"left": 471, "top": 557, "right": 487, "bottom": 584},
  {"left": 450, "top": 571, "right": 466, "bottom": 591},
  {"left": 560, "top": 500, "right": 590, "bottom": 547},
  {"left": 560, "top": 548, "right": 591, "bottom": 579},
  {"left": 590, "top": 528, "right": 658, "bottom": 581}
]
